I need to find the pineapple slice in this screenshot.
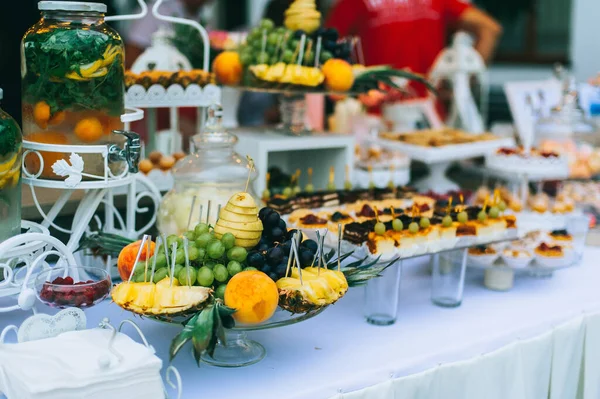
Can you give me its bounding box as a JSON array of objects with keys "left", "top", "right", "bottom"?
[{"left": 112, "top": 278, "right": 211, "bottom": 316}]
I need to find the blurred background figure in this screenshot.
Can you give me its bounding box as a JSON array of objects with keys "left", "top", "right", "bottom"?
[{"left": 325, "top": 0, "right": 502, "bottom": 97}]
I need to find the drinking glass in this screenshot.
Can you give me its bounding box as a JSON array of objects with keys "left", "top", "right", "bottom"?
[
  {"left": 364, "top": 260, "right": 402, "bottom": 325},
  {"left": 431, "top": 249, "right": 467, "bottom": 307}
]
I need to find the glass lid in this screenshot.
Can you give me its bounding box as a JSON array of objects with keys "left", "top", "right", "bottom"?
[{"left": 171, "top": 104, "right": 253, "bottom": 183}]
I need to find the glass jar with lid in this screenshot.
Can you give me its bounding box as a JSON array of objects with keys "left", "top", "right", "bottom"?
[
  {"left": 21, "top": 1, "right": 125, "bottom": 179},
  {"left": 535, "top": 77, "right": 598, "bottom": 147},
  {"left": 0, "top": 89, "right": 23, "bottom": 243},
  {"left": 157, "top": 105, "right": 258, "bottom": 236}
]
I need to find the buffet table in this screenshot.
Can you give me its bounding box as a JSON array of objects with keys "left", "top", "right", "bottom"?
[{"left": 3, "top": 248, "right": 600, "bottom": 399}]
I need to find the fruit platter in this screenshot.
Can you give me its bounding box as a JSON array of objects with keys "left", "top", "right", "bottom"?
[
  {"left": 210, "top": 0, "right": 434, "bottom": 96},
  {"left": 88, "top": 188, "right": 391, "bottom": 367}
]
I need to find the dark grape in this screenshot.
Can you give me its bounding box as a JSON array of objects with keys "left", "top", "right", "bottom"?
[
  {"left": 259, "top": 207, "right": 273, "bottom": 221},
  {"left": 266, "top": 211, "right": 281, "bottom": 228},
  {"left": 247, "top": 251, "right": 265, "bottom": 268},
  {"left": 258, "top": 236, "right": 271, "bottom": 246},
  {"left": 266, "top": 247, "right": 285, "bottom": 266},
  {"left": 314, "top": 27, "right": 326, "bottom": 37},
  {"left": 281, "top": 256, "right": 289, "bottom": 267},
  {"left": 325, "top": 27, "right": 339, "bottom": 41},
  {"left": 270, "top": 227, "right": 285, "bottom": 241},
  {"left": 323, "top": 39, "right": 337, "bottom": 51},
  {"left": 286, "top": 229, "right": 299, "bottom": 241},
  {"left": 275, "top": 263, "right": 288, "bottom": 277},
  {"left": 280, "top": 240, "right": 291, "bottom": 255},
  {"left": 262, "top": 264, "right": 273, "bottom": 274},
  {"left": 257, "top": 242, "right": 270, "bottom": 252},
  {"left": 301, "top": 239, "right": 318, "bottom": 253},
  {"left": 299, "top": 248, "right": 314, "bottom": 267},
  {"left": 293, "top": 30, "right": 306, "bottom": 39},
  {"left": 278, "top": 218, "right": 287, "bottom": 230},
  {"left": 268, "top": 272, "right": 279, "bottom": 281}
]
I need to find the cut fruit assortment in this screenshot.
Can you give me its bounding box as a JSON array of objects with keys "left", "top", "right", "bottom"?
[
  {"left": 211, "top": 1, "right": 434, "bottom": 93},
  {"left": 104, "top": 190, "right": 392, "bottom": 364}
]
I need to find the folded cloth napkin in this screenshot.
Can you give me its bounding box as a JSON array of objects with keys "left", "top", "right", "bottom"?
[{"left": 0, "top": 328, "right": 164, "bottom": 399}]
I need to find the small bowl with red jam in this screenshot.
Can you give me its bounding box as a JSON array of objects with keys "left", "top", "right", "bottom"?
[{"left": 35, "top": 267, "right": 111, "bottom": 309}]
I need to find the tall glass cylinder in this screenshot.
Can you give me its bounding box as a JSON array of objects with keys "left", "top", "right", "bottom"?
[
  {"left": 431, "top": 249, "right": 467, "bottom": 307},
  {"left": 0, "top": 90, "right": 22, "bottom": 243},
  {"left": 364, "top": 260, "right": 402, "bottom": 325}
]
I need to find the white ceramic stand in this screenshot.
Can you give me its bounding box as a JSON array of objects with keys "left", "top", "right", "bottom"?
[{"left": 415, "top": 161, "right": 458, "bottom": 192}]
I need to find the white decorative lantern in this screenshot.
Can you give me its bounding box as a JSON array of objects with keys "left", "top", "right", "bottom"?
[{"left": 130, "top": 28, "right": 192, "bottom": 74}]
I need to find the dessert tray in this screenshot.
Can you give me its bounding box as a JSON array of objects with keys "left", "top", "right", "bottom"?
[
  {"left": 485, "top": 147, "right": 569, "bottom": 181},
  {"left": 375, "top": 130, "right": 514, "bottom": 163}
]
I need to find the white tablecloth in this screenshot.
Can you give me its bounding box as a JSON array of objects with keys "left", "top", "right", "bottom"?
[{"left": 2, "top": 248, "right": 600, "bottom": 399}]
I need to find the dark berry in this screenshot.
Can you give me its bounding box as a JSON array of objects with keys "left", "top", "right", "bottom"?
[
  {"left": 247, "top": 251, "right": 266, "bottom": 268},
  {"left": 294, "top": 30, "right": 307, "bottom": 39},
  {"left": 270, "top": 227, "right": 285, "bottom": 241},
  {"left": 262, "top": 264, "right": 272, "bottom": 274},
  {"left": 63, "top": 276, "right": 74, "bottom": 285},
  {"left": 266, "top": 247, "right": 285, "bottom": 266},
  {"left": 268, "top": 272, "right": 279, "bottom": 281},
  {"left": 257, "top": 242, "right": 270, "bottom": 252},
  {"left": 325, "top": 27, "right": 339, "bottom": 41},
  {"left": 299, "top": 248, "right": 314, "bottom": 267},
  {"left": 301, "top": 239, "right": 318, "bottom": 253},
  {"left": 286, "top": 229, "right": 299, "bottom": 241},
  {"left": 266, "top": 212, "right": 281, "bottom": 228},
  {"left": 259, "top": 207, "right": 273, "bottom": 221},
  {"left": 278, "top": 218, "right": 287, "bottom": 231},
  {"left": 280, "top": 241, "right": 291, "bottom": 256}
]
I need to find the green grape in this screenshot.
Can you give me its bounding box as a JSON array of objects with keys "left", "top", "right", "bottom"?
[
  {"left": 267, "top": 32, "right": 280, "bottom": 46},
  {"left": 305, "top": 183, "right": 314, "bottom": 193},
  {"left": 408, "top": 222, "right": 419, "bottom": 234},
  {"left": 196, "top": 266, "right": 214, "bottom": 287},
  {"left": 227, "top": 260, "right": 243, "bottom": 276},
  {"left": 132, "top": 273, "right": 148, "bottom": 283},
  {"left": 153, "top": 253, "right": 167, "bottom": 269},
  {"left": 194, "top": 223, "right": 210, "bottom": 236},
  {"left": 477, "top": 210, "right": 488, "bottom": 222},
  {"left": 215, "top": 284, "right": 227, "bottom": 300},
  {"left": 497, "top": 200, "right": 507, "bottom": 212},
  {"left": 152, "top": 268, "right": 169, "bottom": 283},
  {"left": 251, "top": 39, "right": 264, "bottom": 51},
  {"left": 178, "top": 267, "right": 197, "bottom": 286},
  {"left": 188, "top": 246, "right": 200, "bottom": 261},
  {"left": 282, "top": 187, "right": 293, "bottom": 197},
  {"left": 257, "top": 52, "right": 270, "bottom": 64},
  {"left": 320, "top": 50, "right": 333, "bottom": 62},
  {"left": 392, "top": 218, "right": 403, "bottom": 232},
  {"left": 175, "top": 248, "right": 185, "bottom": 265},
  {"left": 488, "top": 206, "right": 500, "bottom": 219},
  {"left": 184, "top": 231, "right": 196, "bottom": 242},
  {"left": 344, "top": 180, "right": 352, "bottom": 190},
  {"left": 260, "top": 18, "right": 275, "bottom": 30},
  {"left": 221, "top": 233, "right": 236, "bottom": 250},
  {"left": 288, "top": 39, "right": 300, "bottom": 50},
  {"left": 442, "top": 215, "right": 453, "bottom": 227},
  {"left": 276, "top": 26, "right": 287, "bottom": 35},
  {"left": 327, "top": 182, "right": 336, "bottom": 191},
  {"left": 227, "top": 246, "right": 248, "bottom": 262},
  {"left": 248, "top": 27, "right": 262, "bottom": 41},
  {"left": 132, "top": 262, "right": 146, "bottom": 276},
  {"left": 204, "top": 260, "right": 216, "bottom": 270},
  {"left": 262, "top": 188, "right": 271, "bottom": 200},
  {"left": 197, "top": 248, "right": 206, "bottom": 261},
  {"left": 282, "top": 49, "right": 294, "bottom": 63},
  {"left": 374, "top": 222, "right": 386, "bottom": 235},
  {"left": 419, "top": 217, "right": 431, "bottom": 229},
  {"left": 207, "top": 240, "right": 225, "bottom": 259},
  {"left": 243, "top": 266, "right": 258, "bottom": 272},
  {"left": 166, "top": 234, "right": 181, "bottom": 249},
  {"left": 270, "top": 56, "right": 279, "bottom": 65},
  {"left": 240, "top": 51, "right": 254, "bottom": 66},
  {"left": 170, "top": 264, "right": 184, "bottom": 278},
  {"left": 368, "top": 181, "right": 375, "bottom": 190},
  {"left": 213, "top": 264, "right": 229, "bottom": 283},
  {"left": 457, "top": 211, "right": 468, "bottom": 223},
  {"left": 195, "top": 232, "right": 213, "bottom": 248},
  {"left": 292, "top": 185, "right": 302, "bottom": 195}
]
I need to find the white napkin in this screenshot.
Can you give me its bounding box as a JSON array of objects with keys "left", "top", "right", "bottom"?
[{"left": 0, "top": 328, "right": 164, "bottom": 399}]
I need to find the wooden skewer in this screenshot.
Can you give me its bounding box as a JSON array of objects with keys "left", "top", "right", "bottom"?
[
  {"left": 206, "top": 200, "right": 211, "bottom": 225},
  {"left": 187, "top": 196, "right": 197, "bottom": 232},
  {"left": 169, "top": 241, "right": 177, "bottom": 288},
  {"left": 314, "top": 36, "right": 322, "bottom": 67},
  {"left": 337, "top": 223, "right": 343, "bottom": 272},
  {"left": 144, "top": 236, "right": 152, "bottom": 283},
  {"left": 128, "top": 234, "right": 149, "bottom": 283},
  {"left": 198, "top": 204, "right": 203, "bottom": 224},
  {"left": 150, "top": 236, "right": 161, "bottom": 282},
  {"left": 245, "top": 155, "right": 255, "bottom": 193},
  {"left": 183, "top": 237, "right": 191, "bottom": 288},
  {"left": 216, "top": 203, "right": 222, "bottom": 222}
]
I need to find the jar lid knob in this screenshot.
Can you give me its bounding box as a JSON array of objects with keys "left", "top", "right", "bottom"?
[{"left": 206, "top": 103, "right": 223, "bottom": 130}]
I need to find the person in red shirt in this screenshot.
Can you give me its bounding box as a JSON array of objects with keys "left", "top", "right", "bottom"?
[{"left": 325, "top": 0, "right": 502, "bottom": 97}]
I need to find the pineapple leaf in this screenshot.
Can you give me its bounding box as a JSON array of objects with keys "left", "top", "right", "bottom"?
[
  {"left": 342, "top": 257, "right": 399, "bottom": 287},
  {"left": 170, "top": 305, "right": 214, "bottom": 364},
  {"left": 324, "top": 249, "right": 336, "bottom": 263},
  {"left": 326, "top": 251, "right": 355, "bottom": 269}
]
